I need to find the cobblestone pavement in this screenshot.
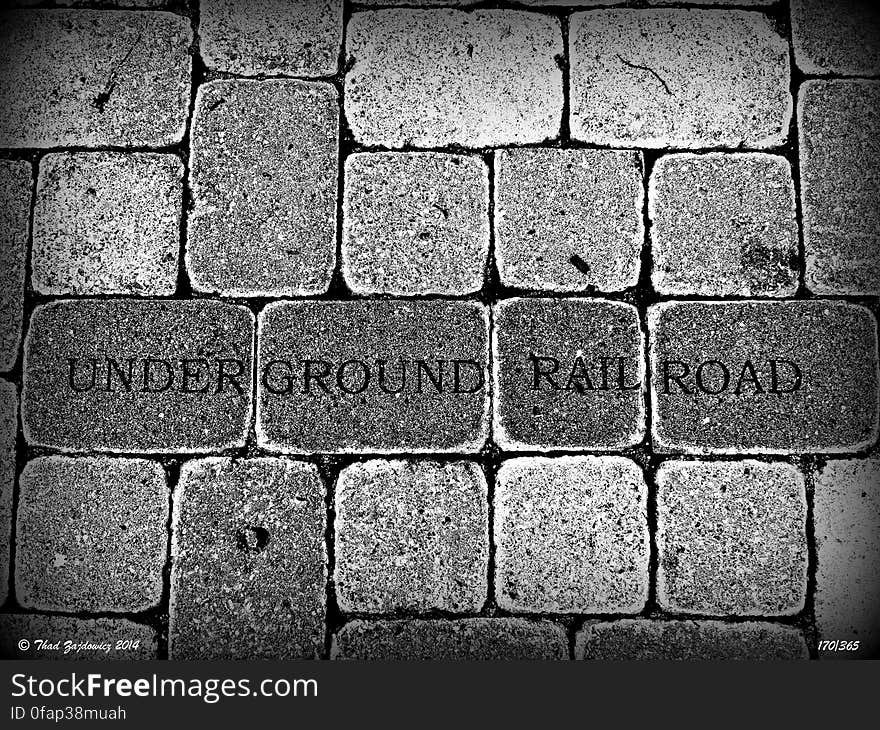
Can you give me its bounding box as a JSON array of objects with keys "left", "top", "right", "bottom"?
[{"left": 0, "top": 0, "right": 878, "bottom": 660}]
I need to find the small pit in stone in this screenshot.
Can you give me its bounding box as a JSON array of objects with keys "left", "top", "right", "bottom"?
[
  {"left": 236, "top": 525, "right": 270, "bottom": 553},
  {"left": 569, "top": 254, "right": 592, "bottom": 275}
]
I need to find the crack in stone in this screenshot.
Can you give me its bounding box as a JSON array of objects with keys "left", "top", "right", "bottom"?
[
  {"left": 616, "top": 54, "right": 672, "bottom": 96},
  {"left": 93, "top": 32, "right": 143, "bottom": 113}
]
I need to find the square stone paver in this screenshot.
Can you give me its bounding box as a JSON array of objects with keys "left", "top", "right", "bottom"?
[
  {"left": 33, "top": 152, "right": 182, "bottom": 295},
  {"left": 493, "top": 298, "right": 645, "bottom": 450},
  {"left": 494, "top": 148, "right": 644, "bottom": 292},
  {"left": 335, "top": 459, "right": 488, "bottom": 613},
  {"left": 657, "top": 460, "right": 807, "bottom": 616},
  {"left": 342, "top": 152, "right": 489, "bottom": 295},
  {"left": 495, "top": 456, "right": 649, "bottom": 614},
  {"left": 16, "top": 456, "right": 168, "bottom": 613}
]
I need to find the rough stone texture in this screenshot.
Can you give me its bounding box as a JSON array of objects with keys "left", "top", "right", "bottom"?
[
  {"left": 493, "top": 298, "right": 645, "bottom": 451},
  {"left": 346, "top": 10, "right": 563, "bottom": 148},
  {"left": 200, "top": 0, "right": 341, "bottom": 77},
  {"left": 495, "top": 456, "right": 649, "bottom": 614},
  {"left": 170, "top": 458, "right": 326, "bottom": 660},
  {"left": 357, "top": 1, "right": 480, "bottom": 5},
  {"left": 0, "top": 615, "right": 157, "bottom": 660},
  {"left": 0, "top": 10, "right": 192, "bottom": 147},
  {"left": 576, "top": 620, "right": 808, "bottom": 660},
  {"left": 494, "top": 148, "right": 644, "bottom": 292},
  {"left": 45, "top": 1, "right": 169, "bottom": 6},
  {"left": 792, "top": 0, "right": 880, "bottom": 75},
  {"left": 0, "top": 381, "right": 15, "bottom": 607},
  {"left": 650, "top": 153, "right": 798, "bottom": 296},
  {"left": 257, "top": 301, "right": 490, "bottom": 453},
  {"left": 33, "top": 153, "right": 182, "bottom": 296},
  {"left": 799, "top": 81, "right": 880, "bottom": 295},
  {"left": 0, "top": 159, "right": 30, "bottom": 373},
  {"left": 188, "top": 80, "right": 337, "bottom": 297},
  {"left": 814, "top": 458, "right": 880, "bottom": 659},
  {"left": 520, "top": 0, "right": 773, "bottom": 4},
  {"left": 22, "top": 300, "right": 254, "bottom": 453},
  {"left": 332, "top": 619, "right": 567, "bottom": 660},
  {"left": 657, "top": 460, "right": 808, "bottom": 616},
  {"left": 649, "top": 301, "right": 879, "bottom": 454},
  {"left": 342, "top": 152, "right": 489, "bottom": 295},
  {"left": 335, "top": 460, "right": 488, "bottom": 613},
  {"left": 15, "top": 456, "right": 168, "bottom": 613},
  {"left": 570, "top": 10, "right": 791, "bottom": 148}
]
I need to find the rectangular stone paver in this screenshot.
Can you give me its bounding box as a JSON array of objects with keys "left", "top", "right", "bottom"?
[
  {"left": 332, "top": 619, "right": 567, "bottom": 660},
  {"left": 814, "top": 458, "right": 880, "bottom": 659},
  {"left": 493, "top": 298, "right": 645, "bottom": 451},
  {"left": 649, "top": 153, "right": 798, "bottom": 296},
  {"left": 649, "top": 301, "right": 879, "bottom": 454},
  {"left": 170, "top": 458, "right": 326, "bottom": 659},
  {"left": 346, "top": 10, "right": 562, "bottom": 148},
  {"left": 0, "top": 10, "right": 192, "bottom": 147},
  {"left": 33, "top": 153, "right": 182, "bottom": 295},
  {"left": 257, "top": 301, "right": 489, "bottom": 453},
  {"left": 576, "top": 620, "right": 808, "bottom": 660},
  {"left": 657, "top": 460, "right": 807, "bottom": 616},
  {"left": 791, "top": 0, "right": 880, "bottom": 75},
  {"left": 23, "top": 300, "right": 254, "bottom": 453},
  {"left": 495, "top": 457, "right": 648, "bottom": 614},
  {"left": 0, "top": 159, "right": 30, "bottom": 372},
  {"left": 200, "top": 0, "right": 341, "bottom": 77},
  {"left": 334, "top": 460, "right": 488, "bottom": 613},
  {"left": 494, "top": 148, "right": 644, "bottom": 292},
  {"left": 1, "top": 615, "right": 157, "bottom": 661},
  {"left": 16, "top": 456, "right": 168, "bottom": 613},
  {"left": 0, "top": 381, "right": 15, "bottom": 607},
  {"left": 570, "top": 10, "right": 790, "bottom": 148},
  {"left": 342, "top": 152, "right": 489, "bottom": 295},
  {"left": 188, "top": 80, "right": 338, "bottom": 297},
  {"left": 799, "top": 81, "right": 880, "bottom": 295}
]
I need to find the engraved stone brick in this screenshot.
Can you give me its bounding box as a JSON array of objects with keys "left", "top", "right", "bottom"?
[
  {"left": 257, "top": 301, "right": 489, "bottom": 453},
  {"left": 576, "top": 620, "right": 808, "bottom": 660},
  {"left": 569, "top": 10, "right": 790, "bottom": 148},
  {"left": 495, "top": 456, "right": 649, "bottom": 614},
  {"left": 0, "top": 615, "right": 157, "bottom": 660},
  {"left": 200, "top": 0, "right": 341, "bottom": 77},
  {"left": 649, "top": 301, "right": 879, "bottom": 454},
  {"left": 0, "top": 381, "right": 15, "bottom": 606},
  {"left": 15, "top": 456, "right": 168, "bottom": 613},
  {"left": 0, "top": 159, "right": 30, "bottom": 373},
  {"left": 335, "top": 460, "right": 488, "bottom": 613},
  {"left": 170, "top": 458, "right": 326, "bottom": 659},
  {"left": 814, "top": 458, "right": 880, "bottom": 658},
  {"left": 657, "top": 460, "right": 808, "bottom": 616},
  {"left": 494, "top": 148, "right": 644, "bottom": 293},
  {"left": 799, "top": 81, "right": 880, "bottom": 295},
  {"left": 346, "top": 10, "right": 563, "bottom": 148},
  {"left": 792, "top": 0, "right": 880, "bottom": 75},
  {"left": 23, "top": 300, "right": 254, "bottom": 453},
  {"left": 332, "top": 619, "right": 567, "bottom": 660},
  {"left": 33, "top": 153, "right": 182, "bottom": 296},
  {"left": 650, "top": 153, "right": 798, "bottom": 296},
  {"left": 0, "top": 10, "right": 192, "bottom": 148},
  {"left": 188, "top": 79, "right": 338, "bottom": 297},
  {"left": 493, "top": 298, "right": 645, "bottom": 451},
  {"left": 342, "top": 152, "right": 489, "bottom": 295}
]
